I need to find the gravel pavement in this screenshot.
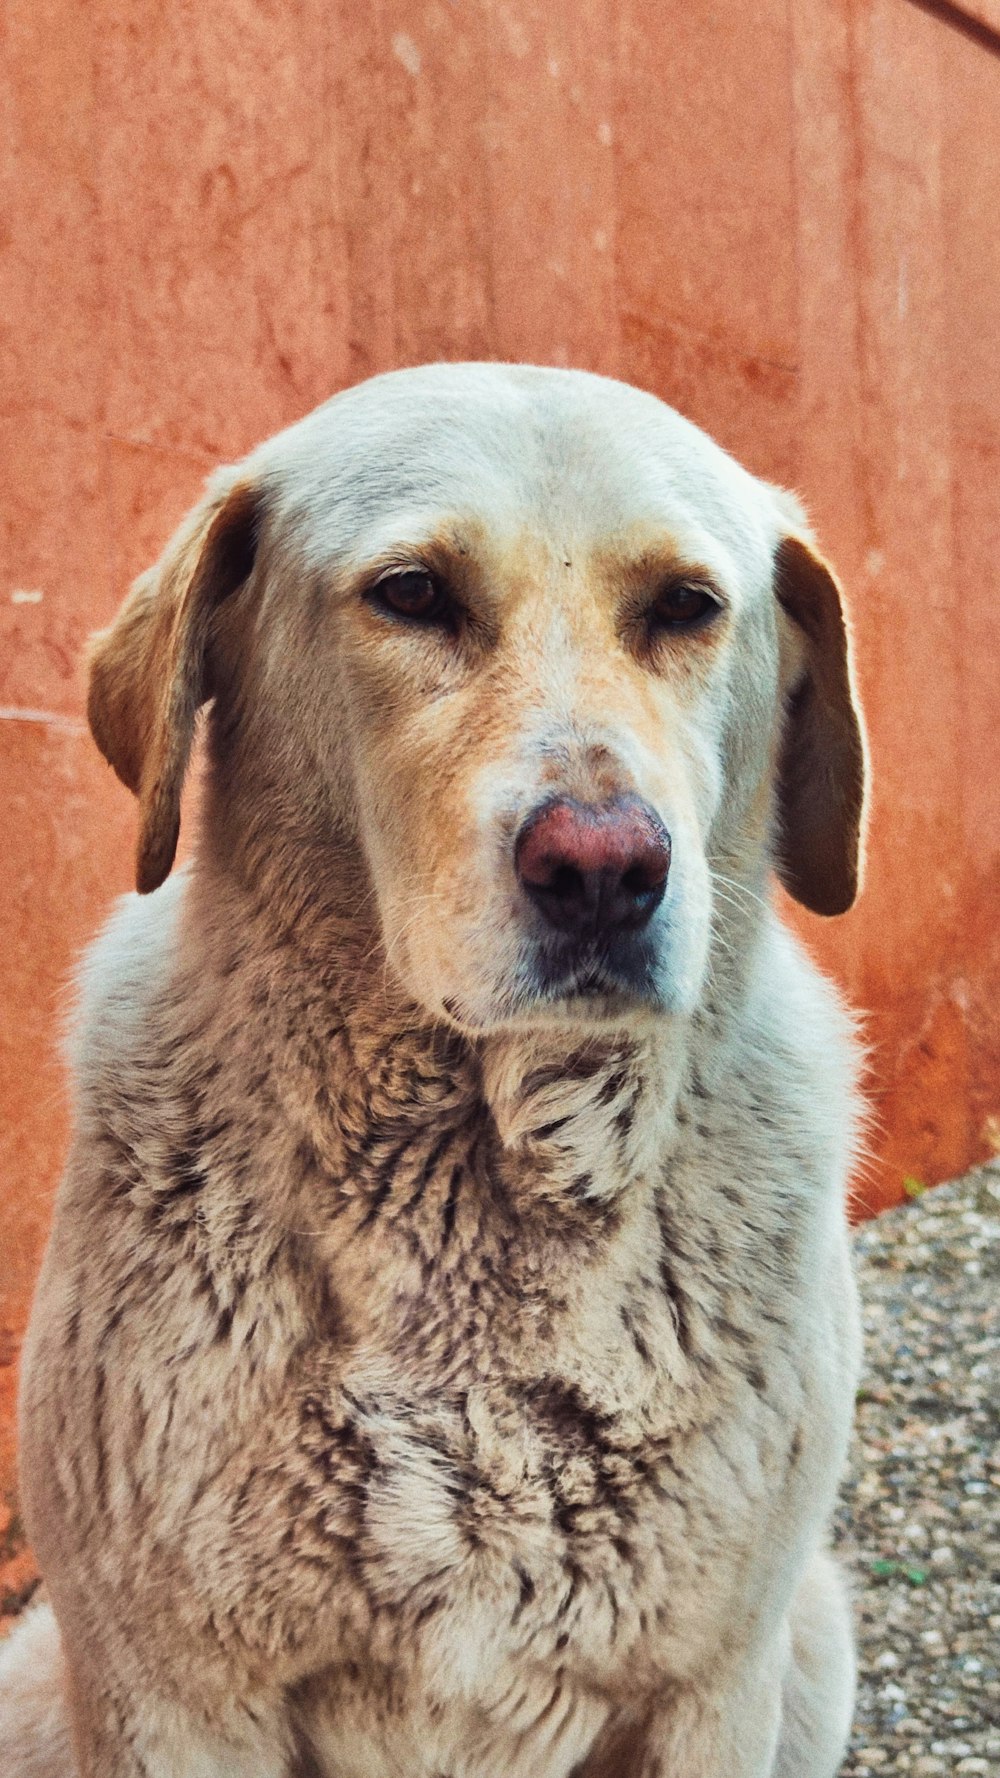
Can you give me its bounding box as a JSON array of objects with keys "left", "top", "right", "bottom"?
[{"left": 836, "top": 1165, "right": 1000, "bottom": 1776}]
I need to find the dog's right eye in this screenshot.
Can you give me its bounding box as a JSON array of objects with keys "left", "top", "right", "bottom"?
[{"left": 369, "top": 569, "right": 452, "bottom": 626}]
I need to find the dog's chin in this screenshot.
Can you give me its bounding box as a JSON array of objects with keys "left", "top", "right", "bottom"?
[
  {"left": 512, "top": 985, "right": 667, "bottom": 1032},
  {"left": 435, "top": 949, "right": 675, "bottom": 1037},
  {"left": 438, "top": 988, "right": 662, "bottom": 1039}
]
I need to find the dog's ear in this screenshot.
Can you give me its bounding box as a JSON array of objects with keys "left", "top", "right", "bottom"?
[
  {"left": 87, "top": 473, "right": 262, "bottom": 895},
  {"left": 772, "top": 527, "right": 867, "bottom": 916}
]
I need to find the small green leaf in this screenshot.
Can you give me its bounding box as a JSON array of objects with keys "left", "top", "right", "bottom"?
[
  {"left": 868, "top": 1557, "right": 927, "bottom": 1585},
  {"left": 902, "top": 1175, "right": 926, "bottom": 1200}
]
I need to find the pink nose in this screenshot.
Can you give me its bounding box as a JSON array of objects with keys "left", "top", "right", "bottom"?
[{"left": 515, "top": 797, "right": 671, "bottom": 937}]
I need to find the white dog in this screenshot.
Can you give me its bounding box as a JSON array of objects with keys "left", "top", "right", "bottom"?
[{"left": 1, "top": 364, "right": 866, "bottom": 1778}]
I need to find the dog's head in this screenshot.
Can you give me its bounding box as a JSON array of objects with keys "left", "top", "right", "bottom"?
[{"left": 88, "top": 365, "right": 866, "bottom": 1034}]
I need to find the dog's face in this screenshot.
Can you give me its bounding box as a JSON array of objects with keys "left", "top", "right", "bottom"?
[{"left": 87, "top": 366, "right": 866, "bottom": 1035}]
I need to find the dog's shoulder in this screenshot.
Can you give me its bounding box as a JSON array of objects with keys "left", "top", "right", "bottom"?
[{"left": 657, "top": 910, "right": 863, "bottom": 1401}]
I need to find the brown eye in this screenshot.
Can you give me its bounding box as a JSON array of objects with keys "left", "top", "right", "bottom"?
[
  {"left": 370, "top": 569, "right": 451, "bottom": 625},
  {"left": 649, "top": 581, "right": 722, "bottom": 633}
]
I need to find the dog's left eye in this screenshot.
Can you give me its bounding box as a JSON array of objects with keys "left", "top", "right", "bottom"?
[
  {"left": 370, "top": 569, "right": 452, "bottom": 625},
  {"left": 648, "top": 581, "right": 723, "bottom": 632}
]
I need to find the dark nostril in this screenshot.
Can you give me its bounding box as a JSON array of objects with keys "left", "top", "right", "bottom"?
[
  {"left": 515, "top": 796, "right": 671, "bottom": 938},
  {"left": 551, "top": 863, "right": 579, "bottom": 893},
  {"left": 622, "top": 859, "right": 666, "bottom": 896}
]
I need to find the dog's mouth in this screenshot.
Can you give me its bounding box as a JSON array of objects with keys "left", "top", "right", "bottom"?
[
  {"left": 532, "top": 930, "right": 662, "bottom": 1004},
  {"left": 456, "top": 930, "right": 666, "bottom": 1030},
  {"left": 438, "top": 934, "right": 665, "bottom": 1033}
]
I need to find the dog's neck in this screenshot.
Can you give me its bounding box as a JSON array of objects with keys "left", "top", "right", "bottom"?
[
  {"left": 183, "top": 893, "right": 699, "bottom": 1229},
  {"left": 183, "top": 835, "right": 763, "bottom": 1235},
  {"left": 478, "top": 1025, "right": 686, "bottom": 1209}
]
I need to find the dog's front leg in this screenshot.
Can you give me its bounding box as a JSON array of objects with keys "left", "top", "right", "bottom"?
[
  {"left": 65, "top": 1667, "right": 295, "bottom": 1778},
  {"left": 575, "top": 1646, "right": 786, "bottom": 1778},
  {"left": 637, "top": 1685, "right": 783, "bottom": 1778},
  {"left": 579, "top": 1556, "right": 854, "bottom": 1778}
]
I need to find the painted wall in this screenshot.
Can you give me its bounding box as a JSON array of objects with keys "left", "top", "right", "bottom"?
[{"left": 2, "top": 0, "right": 999, "bottom": 1551}]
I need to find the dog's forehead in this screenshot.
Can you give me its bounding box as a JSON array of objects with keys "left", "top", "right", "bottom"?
[{"left": 253, "top": 364, "right": 781, "bottom": 590}]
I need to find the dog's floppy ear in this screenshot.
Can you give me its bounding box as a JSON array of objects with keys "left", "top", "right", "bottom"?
[
  {"left": 87, "top": 472, "right": 262, "bottom": 895},
  {"left": 772, "top": 516, "right": 867, "bottom": 917}
]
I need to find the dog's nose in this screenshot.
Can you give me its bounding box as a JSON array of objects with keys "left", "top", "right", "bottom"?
[{"left": 515, "top": 797, "right": 671, "bottom": 937}]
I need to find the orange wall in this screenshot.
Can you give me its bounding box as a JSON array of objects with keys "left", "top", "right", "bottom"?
[{"left": 3, "top": 0, "right": 1000, "bottom": 1509}]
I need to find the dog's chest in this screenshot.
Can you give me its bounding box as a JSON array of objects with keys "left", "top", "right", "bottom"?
[
  {"left": 146, "top": 1017, "right": 857, "bottom": 1756},
  {"left": 275, "top": 1189, "right": 850, "bottom": 1700},
  {"left": 285, "top": 1273, "right": 847, "bottom": 1778}
]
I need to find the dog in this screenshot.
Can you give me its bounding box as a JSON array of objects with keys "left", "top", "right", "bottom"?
[{"left": 0, "top": 363, "right": 867, "bottom": 1778}]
